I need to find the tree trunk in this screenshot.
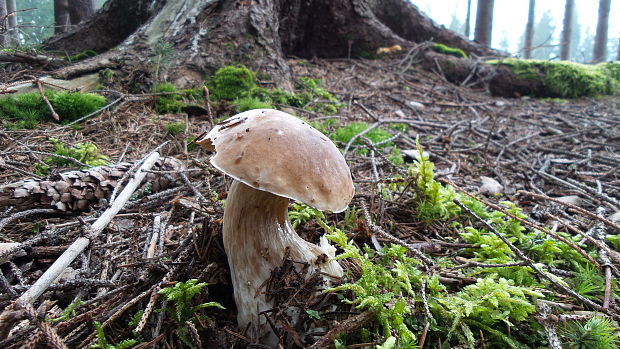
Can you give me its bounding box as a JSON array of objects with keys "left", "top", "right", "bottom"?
[
  {"left": 54, "top": 0, "right": 71, "bottom": 34},
  {"left": 5, "top": 0, "right": 16, "bottom": 44},
  {"left": 523, "top": 0, "right": 535, "bottom": 58},
  {"left": 43, "top": 0, "right": 502, "bottom": 91},
  {"left": 68, "top": 0, "right": 96, "bottom": 26},
  {"left": 474, "top": 0, "right": 494, "bottom": 46},
  {"left": 617, "top": 36, "right": 620, "bottom": 60},
  {"left": 592, "top": 0, "right": 610, "bottom": 63},
  {"left": 465, "top": 0, "right": 471, "bottom": 38},
  {"left": 0, "top": 0, "right": 7, "bottom": 47},
  {"left": 560, "top": 0, "right": 574, "bottom": 61}
]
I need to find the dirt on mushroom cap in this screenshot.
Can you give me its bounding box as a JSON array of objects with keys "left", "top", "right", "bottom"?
[{"left": 199, "top": 109, "right": 355, "bottom": 212}]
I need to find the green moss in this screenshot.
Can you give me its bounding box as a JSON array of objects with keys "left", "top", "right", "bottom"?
[
  {"left": 432, "top": 43, "right": 468, "bottom": 58},
  {"left": 208, "top": 65, "right": 257, "bottom": 101},
  {"left": 488, "top": 59, "right": 620, "bottom": 98},
  {"left": 232, "top": 96, "right": 273, "bottom": 112},
  {"left": 67, "top": 50, "right": 97, "bottom": 62},
  {"left": 153, "top": 83, "right": 184, "bottom": 114},
  {"left": 164, "top": 121, "right": 186, "bottom": 135},
  {"left": 598, "top": 61, "right": 620, "bottom": 82},
  {"left": 330, "top": 122, "right": 402, "bottom": 162},
  {"left": 48, "top": 91, "right": 107, "bottom": 120},
  {"left": 0, "top": 91, "right": 106, "bottom": 129},
  {"left": 35, "top": 138, "right": 111, "bottom": 175}
]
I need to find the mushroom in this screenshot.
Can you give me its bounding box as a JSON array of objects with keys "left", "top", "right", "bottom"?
[{"left": 195, "top": 109, "right": 354, "bottom": 344}]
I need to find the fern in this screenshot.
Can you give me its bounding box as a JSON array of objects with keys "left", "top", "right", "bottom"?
[
  {"left": 158, "top": 279, "right": 225, "bottom": 347},
  {"left": 289, "top": 202, "right": 325, "bottom": 228},
  {"left": 90, "top": 322, "right": 139, "bottom": 349}
]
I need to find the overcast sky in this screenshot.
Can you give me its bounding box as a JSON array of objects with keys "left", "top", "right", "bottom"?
[{"left": 412, "top": 0, "right": 619, "bottom": 55}]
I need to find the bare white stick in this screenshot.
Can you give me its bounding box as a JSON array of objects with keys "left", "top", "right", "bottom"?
[{"left": 17, "top": 152, "right": 161, "bottom": 305}]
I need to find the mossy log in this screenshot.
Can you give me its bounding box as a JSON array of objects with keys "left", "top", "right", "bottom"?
[
  {"left": 421, "top": 50, "right": 620, "bottom": 98},
  {"left": 0, "top": 158, "right": 184, "bottom": 212}
]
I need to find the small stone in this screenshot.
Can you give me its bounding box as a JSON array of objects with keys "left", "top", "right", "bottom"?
[
  {"left": 12, "top": 188, "right": 29, "bottom": 198},
  {"left": 407, "top": 101, "right": 425, "bottom": 110},
  {"left": 609, "top": 211, "right": 620, "bottom": 223},
  {"left": 556, "top": 195, "right": 582, "bottom": 206},
  {"left": 394, "top": 109, "right": 406, "bottom": 118},
  {"left": 401, "top": 149, "right": 430, "bottom": 161},
  {"left": 479, "top": 176, "right": 503, "bottom": 195}
]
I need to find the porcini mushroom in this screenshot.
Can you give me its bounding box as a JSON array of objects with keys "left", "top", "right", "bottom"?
[{"left": 195, "top": 109, "right": 354, "bottom": 344}]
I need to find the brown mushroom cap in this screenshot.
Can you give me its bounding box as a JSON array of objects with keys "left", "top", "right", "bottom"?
[{"left": 196, "top": 109, "right": 354, "bottom": 212}]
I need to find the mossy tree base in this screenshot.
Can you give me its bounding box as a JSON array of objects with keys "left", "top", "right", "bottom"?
[{"left": 43, "top": 0, "right": 502, "bottom": 90}]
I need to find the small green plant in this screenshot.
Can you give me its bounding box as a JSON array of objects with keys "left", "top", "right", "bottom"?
[
  {"left": 91, "top": 321, "right": 139, "bottom": 349},
  {"left": 330, "top": 121, "right": 404, "bottom": 165},
  {"left": 323, "top": 222, "right": 420, "bottom": 347},
  {"left": 559, "top": 315, "right": 619, "bottom": 349},
  {"left": 35, "top": 138, "right": 111, "bottom": 176},
  {"left": 151, "top": 40, "right": 174, "bottom": 79},
  {"left": 164, "top": 121, "right": 187, "bottom": 135},
  {"left": 158, "top": 279, "right": 225, "bottom": 347},
  {"left": 49, "top": 298, "right": 84, "bottom": 323},
  {"left": 153, "top": 83, "right": 184, "bottom": 114},
  {"left": 432, "top": 43, "right": 468, "bottom": 58},
  {"left": 289, "top": 202, "right": 325, "bottom": 228}
]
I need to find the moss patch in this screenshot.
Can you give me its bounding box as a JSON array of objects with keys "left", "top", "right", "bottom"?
[
  {"left": 432, "top": 43, "right": 468, "bottom": 59},
  {"left": 206, "top": 64, "right": 343, "bottom": 115},
  {"left": 0, "top": 91, "right": 106, "bottom": 129},
  {"left": 153, "top": 83, "right": 185, "bottom": 114},
  {"left": 488, "top": 58, "right": 620, "bottom": 98},
  {"left": 207, "top": 64, "right": 257, "bottom": 101}
]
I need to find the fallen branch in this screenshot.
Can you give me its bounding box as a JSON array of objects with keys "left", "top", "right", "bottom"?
[
  {"left": 308, "top": 311, "right": 373, "bottom": 349},
  {"left": 0, "top": 151, "right": 160, "bottom": 336}
]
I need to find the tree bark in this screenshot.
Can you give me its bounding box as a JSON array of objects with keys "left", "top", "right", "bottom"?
[
  {"left": 523, "top": 0, "right": 535, "bottom": 58},
  {"left": 465, "top": 0, "right": 471, "bottom": 38},
  {"left": 54, "top": 0, "right": 71, "bottom": 34},
  {"left": 474, "top": 0, "right": 494, "bottom": 46},
  {"left": 43, "top": 0, "right": 502, "bottom": 91},
  {"left": 0, "top": 0, "right": 7, "bottom": 47},
  {"left": 560, "top": 0, "right": 574, "bottom": 60},
  {"left": 5, "top": 0, "right": 16, "bottom": 44},
  {"left": 592, "top": 0, "right": 610, "bottom": 63},
  {"left": 68, "top": 0, "right": 96, "bottom": 26}
]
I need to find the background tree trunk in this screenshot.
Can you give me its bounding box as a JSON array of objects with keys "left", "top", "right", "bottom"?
[
  {"left": 68, "top": 0, "right": 96, "bottom": 26},
  {"left": 592, "top": 0, "right": 610, "bottom": 63},
  {"left": 465, "top": 0, "right": 471, "bottom": 38},
  {"left": 523, "top": 0, "right": 535, "bottom": 58},
  {"left": 560, "top": 0, "right": 574, "bottom": 60},
  {"left": 54, "top": 0, "right": 70, "bottom": 34},
  {"left": 474, "top": 0, "right": 494, "bottom": 46},
  {"left": 617, "top": 36, "right": 620, "bottom": 60},
  {"left": 5, "top": 0, "right": 15, "bottom": 44},
  {"left": 0, "top": 0, "right": 7, "bottom": 47},
  {"left": 44, "top": 0, "right": 502, "bottom": 91}
]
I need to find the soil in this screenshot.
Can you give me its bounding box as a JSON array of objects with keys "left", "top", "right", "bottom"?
[{"left": 0, "top": 53, "right": 619, "bottom": 348}]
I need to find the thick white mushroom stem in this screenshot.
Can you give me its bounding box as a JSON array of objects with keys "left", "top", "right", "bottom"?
[{"left": 223, "top": 180, "right": 343, "bottom": 343}]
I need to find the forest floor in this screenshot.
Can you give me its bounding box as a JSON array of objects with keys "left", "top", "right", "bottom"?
[{"left": 0, "top": 54, "right": 619, "bottom": 348}]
